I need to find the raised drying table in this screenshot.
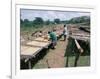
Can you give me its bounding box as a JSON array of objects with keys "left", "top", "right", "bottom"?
[{"left": 20, "top": 37, "right": 50, "bottom": 69}]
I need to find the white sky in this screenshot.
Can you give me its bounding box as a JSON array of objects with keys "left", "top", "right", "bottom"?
[{"left": 20, "top": 9, "right": 90, "bottom": 21}]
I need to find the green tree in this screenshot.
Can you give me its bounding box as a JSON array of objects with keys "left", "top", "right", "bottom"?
[
  {"left": 33, "top": 17, "right": 44, "bottom": 25},
  {"left": 20, "top": 19, "right": 23, "bottom": 24},
  {"left": 23, "top": 19, "right": 32, "bottom": 27},
  {"left": 54, "top": 18, "right": 60, "bottom": 24},
  {"left": 67, "top": 16, "right": 90, "bottom": 24},
  {"left": 45, "top": 20, "right": 50, "bottom": 25}
]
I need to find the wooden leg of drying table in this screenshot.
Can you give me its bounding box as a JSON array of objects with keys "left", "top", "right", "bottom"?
[
  {"left": 74, "top": 52, "right": 80, "bottom": 67},
  {"left": 28, "top": 60, "right": 31, "bottom": 69}
]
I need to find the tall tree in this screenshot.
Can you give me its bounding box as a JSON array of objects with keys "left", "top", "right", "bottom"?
[
  {"left": 20, "top": 19, "right": 23, "bottom": 24},
  {"left": 33, "top": 17, "right": 44, "bottom": 25},
  {"left": 23, "top": 19, "right": 32, "bottom": 27},
  {"left": 54, "top": 19, "right": 60, "bottom": 24},
  {"left": 45, "top": 20, "right": 50, "bottom": 25}
]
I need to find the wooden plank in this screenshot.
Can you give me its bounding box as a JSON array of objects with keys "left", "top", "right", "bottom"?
[
  {"left": 21, "top": 46, "right": 41, "bottom": 56},
  {"left": 21, "top": 46, "right": 29, "bottom": 52},
  {"left": 21, "top": 37, "right": 51, "bottom": 60},
  {"left": 70, "top": 35, "right": 90, "bottom": 41},
  {"left": 72, "top": 34, "right": 90, "bottom": 37},
  {"left": 26, "top": 40, "right": 50, "bottom": 47},
  {"left": 34, "top": 37, "right": 49, "bottom": 42},
  {"left": 74, "top": 39, "right": 84, "bottom": 53}
]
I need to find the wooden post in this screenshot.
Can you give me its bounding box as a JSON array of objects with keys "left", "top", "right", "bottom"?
[
  {"left": 74, "top": 39, "right": 84, "bottom": 53},
  {"left": 74, "top": 39, "right": 84, "bottom": 67},
  {"left": 46, "top": 59, "right": 50, "bottom": 68},
  {"left": 66, "top": 56, "right": 69, "bottom": 67},
  {"left": 28, "top": 60, "right": 31, "bottom": 69},
  {"left": 74, "top": 52, "right": 80, "bottom": 67}
]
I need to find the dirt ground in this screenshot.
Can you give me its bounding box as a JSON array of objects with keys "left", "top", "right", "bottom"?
[{"left": 33, "top": 37, "right": 68, "bottom": 69}]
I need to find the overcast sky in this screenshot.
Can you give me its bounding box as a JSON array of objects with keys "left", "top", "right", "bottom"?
[{"left": 21, "top": 9, "right": 90, "bottom": 21}]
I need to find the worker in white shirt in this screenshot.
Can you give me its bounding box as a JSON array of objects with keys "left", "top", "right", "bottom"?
[{"left": 63, "top": 24, "right": 68, "bottom": 41}]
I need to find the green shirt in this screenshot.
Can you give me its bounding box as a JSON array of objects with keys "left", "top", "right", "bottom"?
[{"left": 49, "top": 32, "right": 57, "bottom": 41}]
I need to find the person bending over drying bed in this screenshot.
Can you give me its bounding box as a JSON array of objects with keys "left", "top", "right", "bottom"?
[{"left": 48, "top": 30, "right": 57, "bottom": 49}]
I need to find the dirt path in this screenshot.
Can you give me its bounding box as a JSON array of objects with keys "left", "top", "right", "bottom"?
[{"left": 33, "top": 38, "right": 68, "bottom": 69}]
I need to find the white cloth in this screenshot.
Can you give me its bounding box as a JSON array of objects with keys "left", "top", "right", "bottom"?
[{"left": 63, "top": 27, "right": 68, "bottom": 35}]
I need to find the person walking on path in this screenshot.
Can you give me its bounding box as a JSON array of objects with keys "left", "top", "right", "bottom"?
[{"left": 63, "top": 24, "right": 68, "bottom": 41}]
